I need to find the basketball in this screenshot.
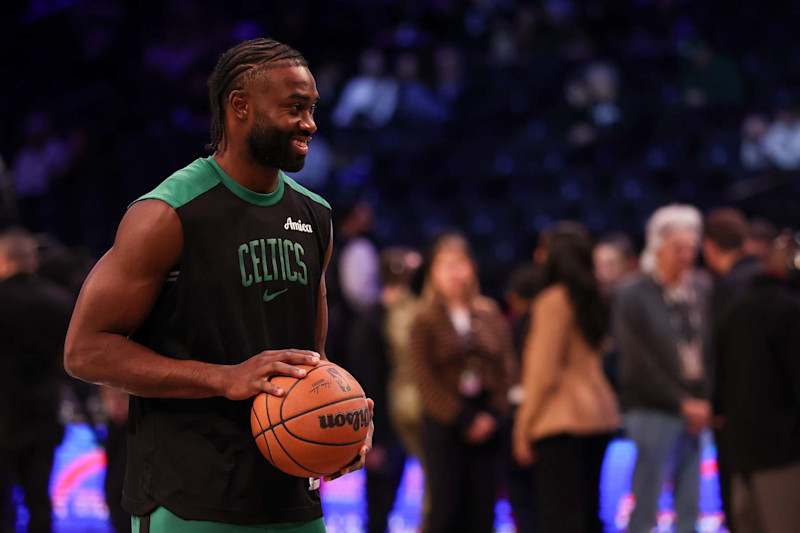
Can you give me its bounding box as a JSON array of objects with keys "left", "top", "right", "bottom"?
[{"left": 250, "top": 361, "right": 371, "bottom": 478}]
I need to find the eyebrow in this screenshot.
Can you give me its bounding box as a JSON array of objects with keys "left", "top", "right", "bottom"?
[{"left": 289, "top": 93, "right": 319, "bottom": 102}]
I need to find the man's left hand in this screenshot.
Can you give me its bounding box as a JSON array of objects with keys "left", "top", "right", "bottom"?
[{"left": 323, "top": 398, "right": 374, "bottom": 482}]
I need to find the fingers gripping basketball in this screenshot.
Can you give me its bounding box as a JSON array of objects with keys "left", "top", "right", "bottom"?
[{"left": 250, "top": 361, "right": 370, "bottom": 477}]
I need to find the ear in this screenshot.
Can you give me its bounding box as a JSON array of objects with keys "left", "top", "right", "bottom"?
[
  {"left": 228, "top": 89, "right": 249, "bottom": 121},
  {"left": 0, "top": 256, "right": 10, "bottom": 280}
]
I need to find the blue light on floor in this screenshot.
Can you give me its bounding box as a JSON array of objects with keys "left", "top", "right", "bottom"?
[{"left": 17, "top": 425, "right": 728, "bottom": 532}]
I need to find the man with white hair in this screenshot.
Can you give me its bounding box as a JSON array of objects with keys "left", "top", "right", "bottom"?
[{"left": 614, "top": 205, "right": 712, "bottom": 533}]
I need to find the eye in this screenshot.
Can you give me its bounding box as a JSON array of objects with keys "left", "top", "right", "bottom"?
[{"left": 310, "top": 104, "right": 317, "bottom": 115}]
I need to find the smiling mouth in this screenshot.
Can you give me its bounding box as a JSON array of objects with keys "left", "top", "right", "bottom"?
[{"left": 291, "top": 138, "right": 310, "bottom": 151}]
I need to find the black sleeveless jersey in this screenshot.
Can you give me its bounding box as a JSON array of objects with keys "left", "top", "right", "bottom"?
[{"left": 122, "top": 157, "right": 331, "bottom": 524}]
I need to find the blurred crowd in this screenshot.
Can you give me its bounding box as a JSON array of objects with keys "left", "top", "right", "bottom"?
[
  {"left": 327, "top": 205, "right": 799, "bottom": 533},
  {"left": 3, "top": 1, "right": 800, "bottom": 532}
]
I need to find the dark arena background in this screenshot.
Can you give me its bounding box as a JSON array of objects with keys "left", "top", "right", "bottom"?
[{"left": 3, "top": 0, "right": 800, "bottom": 532}]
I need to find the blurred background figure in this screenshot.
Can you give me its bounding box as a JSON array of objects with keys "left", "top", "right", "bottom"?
[
  {"left": 594, "top": 231, "right": 638, "bottom": 392},
  {"left": 12, "top": 113, "right": 72, "bottom": 233},
  {"left": 394, "top": 52, "right": 449, "bottom": 126},
  {"left": 0, "top": 228, "right": 73, "bottom": 533},
  {"left": 99, "top": 387, "right": 130, "bottom": 533},
  {"left": 409, "top": 232, "right": 513, "bottom": 533},
  {"left": 594, "top": 231, "right": 638, "bottom": 299},
  {"left": 503, "top": 264, "right": 543, "bottom": 349},
  {"left": 347, "top": 246, "right": 423, "bottom": 533},
  {"left": 326, "top": 200, "right": 380, "bottom": 369},
  {"left": 703, "top": 207, "right": 764, "bottom": 532},
  {"left": 740, "top": 97, "right": 800, "bottom": 172},
  {"left": 0, "top": 154, "right": 17, "bottom": 229},
  {"left": 615, "top": 205, "right": 711, "bottom": 533},
  {"left": 715, "top": 232, "right": 800, "bottom": 533},
  {"left": 332, "top": 49, "right": 399, "bottom": 130},
  {"left": 502, "top": 263, "right": 543, "bottom": 533},
  {"left": 512, "top": 222, "right": 619, "bottom": 533},
  {"left": 681, "top": 40, "right": 743, "bottom": 109},
  {"left": 744, "top": 218, "right": 778, "bottom": 264}
]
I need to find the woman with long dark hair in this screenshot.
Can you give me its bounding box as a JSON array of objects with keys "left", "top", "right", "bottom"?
[
  {"left": 408, "top": 232, "right": 514, "bottom": 533},
  {"left": 512, "top": 222, "right": 619, "bottom": 533}
]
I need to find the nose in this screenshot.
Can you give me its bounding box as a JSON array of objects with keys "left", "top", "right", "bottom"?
[{"left": 300, "top": 111, "right": 317, "bottom": 135}]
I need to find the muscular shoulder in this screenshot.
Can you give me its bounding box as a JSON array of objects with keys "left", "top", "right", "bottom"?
[{"left": 113, "top": 200, "right": 183, "bottom": 275}]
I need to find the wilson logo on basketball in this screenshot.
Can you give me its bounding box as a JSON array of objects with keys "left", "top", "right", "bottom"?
[{"left": 318, "top": 408, "right": 370, "bottom": 432}]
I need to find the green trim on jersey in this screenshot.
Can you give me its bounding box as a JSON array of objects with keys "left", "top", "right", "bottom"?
[
  {"left": 132, "top": 508, "right": 326, "bottom": 533},
  {"left": 283, "top": 175, "right": 331, "bottom": 210},
  {"left": 131, "top": 157, "right": 328, "bottom": 211},
  {"left": 207, "top": 157, "right": 285, "bottom": 207},
  {"left": 131, "top": 158, "right": 219, "bottom": 210}
]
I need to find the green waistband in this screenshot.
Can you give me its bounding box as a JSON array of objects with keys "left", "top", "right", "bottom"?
[{"left": 132, "top": 507, "right": 326, "bottom": 533}]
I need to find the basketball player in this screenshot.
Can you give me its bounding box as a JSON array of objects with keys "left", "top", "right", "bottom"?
[{"left": 65, "top": 39, "right": 373, "bottom": 533}]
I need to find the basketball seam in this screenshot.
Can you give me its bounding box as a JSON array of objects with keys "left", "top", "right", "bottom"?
[
  {"left": 251, "top": 403, "right": 275, "bottom": 465},
  {"left": 264, "top": 388, "right": 322, "bottom": 476},
  {"left": 270, "top": 425, "right": 329, "bottom": 477}
]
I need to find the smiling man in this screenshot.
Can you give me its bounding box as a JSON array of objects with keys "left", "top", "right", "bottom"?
[{"left": 65, "top": 39, "right": 372, "bottom": 533}]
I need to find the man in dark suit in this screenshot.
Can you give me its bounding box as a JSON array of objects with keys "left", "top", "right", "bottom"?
[
  {"left": 0, "top": 228, "right": 72, "bottom": 533},
  {"left": 702, "top": 208, "right": 764, "bottom": 532},
  {"left": 715, "top": 232, "right": 800, "bottom": 533}
]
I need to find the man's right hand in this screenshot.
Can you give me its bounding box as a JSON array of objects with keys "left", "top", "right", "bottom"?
[
  {"left": 219, "top": 350, "right": 320, "bottom": 401},
  {"left": 680, "top": 398, "right": 711, "bottom": 435}
]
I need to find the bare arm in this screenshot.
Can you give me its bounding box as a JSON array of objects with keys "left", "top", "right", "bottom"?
[
  {"left": 315, "top": 226, "right": 333, "bottom": 359},
  {"left": 64, "top": 200, "right": 318, "bottom": 400}
]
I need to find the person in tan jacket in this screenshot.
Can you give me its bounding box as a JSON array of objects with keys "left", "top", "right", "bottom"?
[
  {"left": 409, "top": 232, "right": 514, "bottom": 533},
  {"left": 513, "top": 222, "right": 620, "bottom": 533}
]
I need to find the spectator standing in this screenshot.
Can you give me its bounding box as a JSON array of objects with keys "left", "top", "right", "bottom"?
[
  {"left": 615, "top": 205, "right": 712, "bottom": 533},
  {"left": 502, "top": 264, "right": 543, "bottom": 533},
  {"left": 703, "top": 208, "right": 764, "bottom": 532},
  {"left": 325, "top": 201, "right": 380, "bottom": 368},
  {"left": 512, "top": 222, "right": 619, "bottom": 533},
  {"left": 594, "top": 231, "right": 638, "bottom": 391},
  {"left": 744, "top": 218, "right": 778, "bottom": 264},
  {"left": 409, "top": 232, "right": 513, "bottom": 533},
  {"left": 715, "top": 232, "right": 800, "bottom": 533},
  {"left": 594, "top": 232, "right": 638, "bottom": 299},
  {"left": 0, "top": 228, "right": 73, "bottom": 533},
  {"left": 347, "top": 247, "right": 422, "bottom": 533}
]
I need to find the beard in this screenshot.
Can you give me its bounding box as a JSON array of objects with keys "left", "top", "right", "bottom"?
[{"left": 246, "top": 120, "right": 307, "bottom": 173}]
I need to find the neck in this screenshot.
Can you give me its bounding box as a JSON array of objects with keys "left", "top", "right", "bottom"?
[
  {"left": 0, "top": 266, "right": 21, "bottom": 282},
  {"left": 717, "top": 250, "right": 745, "bottom": 276},
  {"left": 443, "top": 295, "right": 469, "bottom": 311},
  {"left": 656, "top": 266, "right": 684, "bottom": 288},
  {"left": 213, "top": 143, "right": 280, "bottom": 194}
]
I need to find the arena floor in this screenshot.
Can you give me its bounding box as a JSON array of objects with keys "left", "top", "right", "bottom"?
[{"left": 13, "top": 424, "right": 727, "bottom": 532}]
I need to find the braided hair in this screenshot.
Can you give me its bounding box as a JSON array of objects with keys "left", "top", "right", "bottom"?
[{"left": 206, "top": 38, "right": 308, "bottom": 152}]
